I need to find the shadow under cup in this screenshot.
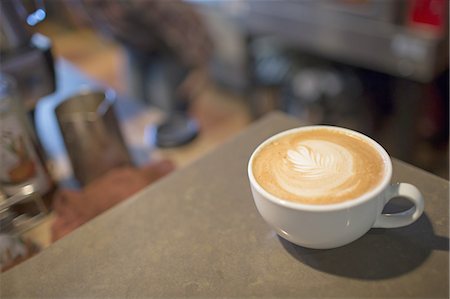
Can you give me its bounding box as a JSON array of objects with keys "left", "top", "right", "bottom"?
[
  {"left": 247, "top": 126, "right": 424, "bottom": 249},
  {"left": 55, "top": 90, "right": 131, "bottom": 186}
]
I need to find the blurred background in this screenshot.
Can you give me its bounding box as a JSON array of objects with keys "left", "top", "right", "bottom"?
[
  {"left": 22, "top": 0, "right": 447, "bottom": 175},
  {"left": 0, "top": 0, "right": 448, "bottom": 269}
]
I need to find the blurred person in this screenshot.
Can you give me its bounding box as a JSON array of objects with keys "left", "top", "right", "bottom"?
[
  {"left": 51, "top": 0, "right": 212, "bottom": 241},
  {"left": 76, "top": 0, "right": 213, "bottom": 146}
]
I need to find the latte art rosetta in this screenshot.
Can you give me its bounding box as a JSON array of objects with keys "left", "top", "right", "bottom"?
[
  {"left": 287, "top": 141, "right": 353, "bottom": 178},
  {"left": 252, "top": 128, "right": 386, "bottom": 205},
  {"left": 277, "top": 140, "right": 356, "bottom": 198}
]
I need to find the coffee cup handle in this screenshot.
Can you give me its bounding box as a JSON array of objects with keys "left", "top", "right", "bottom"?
[{"left": 373, "top": 183, "right": 424, "bottom": 228}]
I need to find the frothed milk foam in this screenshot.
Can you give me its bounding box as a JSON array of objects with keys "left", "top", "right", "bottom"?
[{"left": 252, "top": 128, "right": 386, "bottom": 205}]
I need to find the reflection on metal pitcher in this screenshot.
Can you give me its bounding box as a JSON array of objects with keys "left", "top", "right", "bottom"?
[{"left": 55, "top": 89, "right": 131, "bottom": 186}]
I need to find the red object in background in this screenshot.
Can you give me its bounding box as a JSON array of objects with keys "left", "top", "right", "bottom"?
[{"left": 408, "top": 0, "right": 447, "bottom": 36}]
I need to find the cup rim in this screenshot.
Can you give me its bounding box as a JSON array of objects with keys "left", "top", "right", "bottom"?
[{"left": 248, "top": 125, "right": 393, "bottom": 212}]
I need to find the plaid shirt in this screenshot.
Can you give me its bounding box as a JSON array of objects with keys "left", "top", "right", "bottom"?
[{"left": 82, "top": 0, "right": 213, "bottom": 67}]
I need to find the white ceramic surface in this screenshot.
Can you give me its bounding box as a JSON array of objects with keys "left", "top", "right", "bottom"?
[{"left": 248, "top": 126, "right": 425, "bottom": 249}]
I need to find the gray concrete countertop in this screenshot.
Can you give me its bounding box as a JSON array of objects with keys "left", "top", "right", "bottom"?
[{"left": 1, "top": 112, "right": 448, "bottom": 298}]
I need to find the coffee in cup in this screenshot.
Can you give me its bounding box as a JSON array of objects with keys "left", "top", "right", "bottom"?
[
  {"left": 252, "top": 127, "right": 387, "bottom": 205},
  {"left": 248, "top": 126, "right": 424, "bottom": 249}
]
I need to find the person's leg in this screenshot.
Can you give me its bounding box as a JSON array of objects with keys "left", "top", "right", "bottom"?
[
  {"left": 143, "top": 54, "right": 198, "bottom": 147},
  {"left": 144, "top": 53, "right": 190, "bottom": 113},
  {"left": 124, "top": 47, "right": 149, "bottom": 103}
]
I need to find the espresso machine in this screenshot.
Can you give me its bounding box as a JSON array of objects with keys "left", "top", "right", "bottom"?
[{"left": 0, "top": 0, "right": 56, "bottom": 264}]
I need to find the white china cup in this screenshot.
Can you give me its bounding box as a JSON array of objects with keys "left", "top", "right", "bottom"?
[{"left": 248, "top": 126, "right": 425, "bottom": 249}]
